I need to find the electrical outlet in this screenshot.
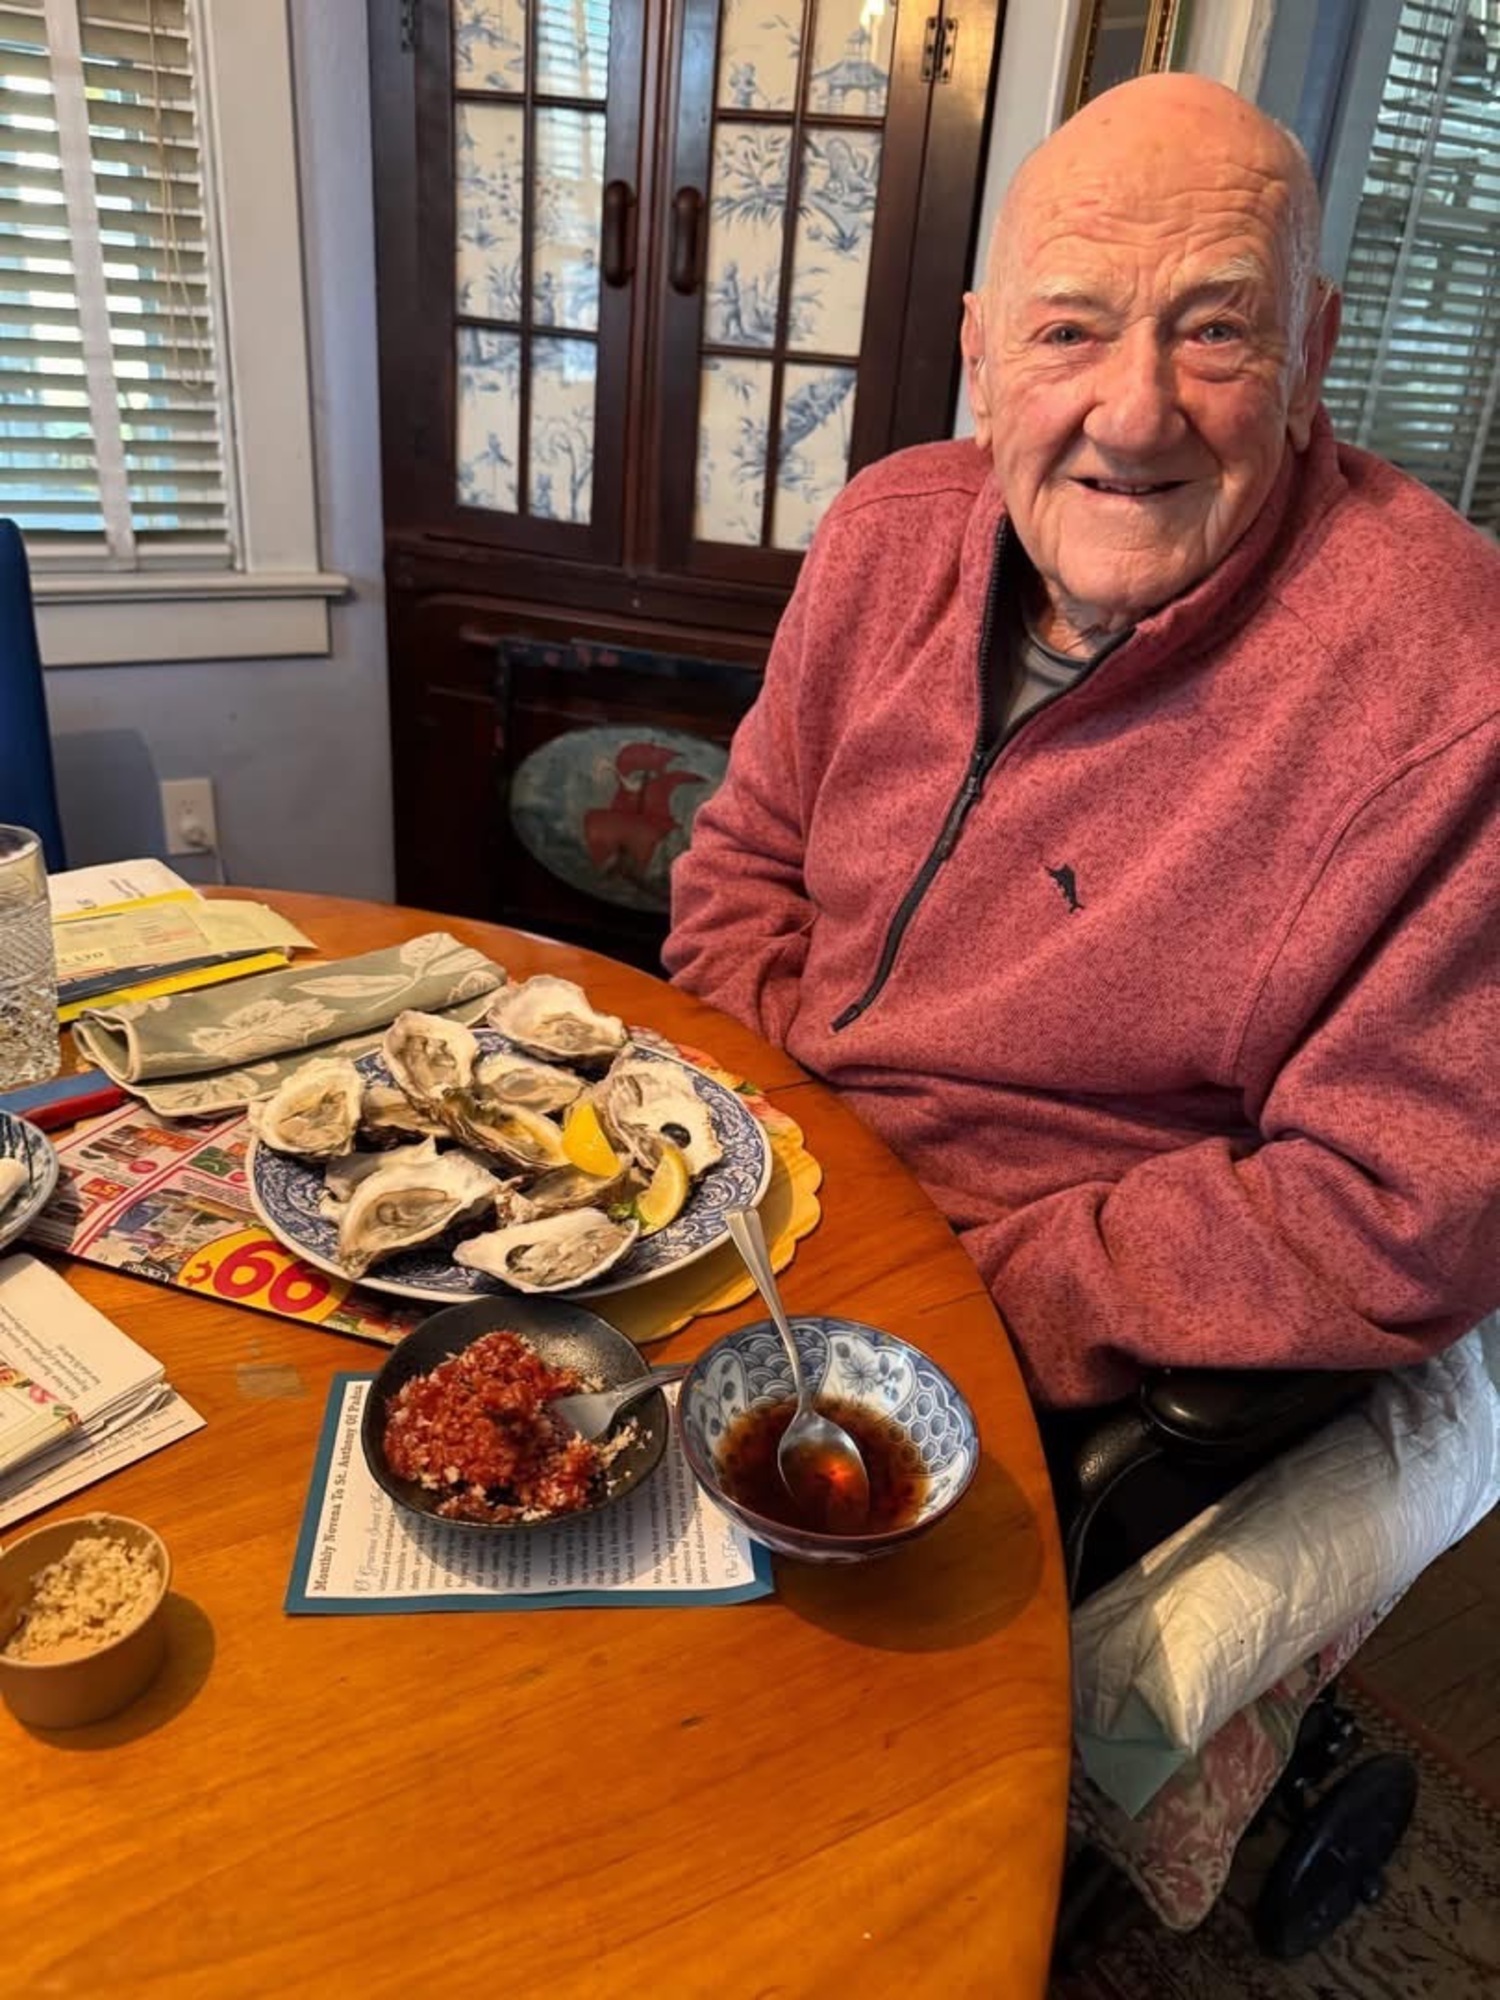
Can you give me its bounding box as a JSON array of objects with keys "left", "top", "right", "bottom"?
[{"left": 160, "top": 777, "right": 219, "bottom": 856}]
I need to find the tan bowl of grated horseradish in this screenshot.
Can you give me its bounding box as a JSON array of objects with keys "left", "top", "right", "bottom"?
[{"left": 0, "top": 1513, "right": 170, "bottom": 1729}]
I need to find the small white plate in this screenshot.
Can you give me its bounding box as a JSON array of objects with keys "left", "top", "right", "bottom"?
[{"left": 0, "top": 1110, "right": 60, "bottom": 1257}]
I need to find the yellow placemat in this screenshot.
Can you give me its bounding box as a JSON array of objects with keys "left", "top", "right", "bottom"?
[{"left": 608, "top": 1052, "right": 823, "bottom": 1346}]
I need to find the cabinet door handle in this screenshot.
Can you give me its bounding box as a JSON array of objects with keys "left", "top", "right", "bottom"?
[
  {"left": 601, "top": 179, "right": 636, "bottom": 287},
  {"left": 669, "top": 186, "right": 705, "bottom": 295}
]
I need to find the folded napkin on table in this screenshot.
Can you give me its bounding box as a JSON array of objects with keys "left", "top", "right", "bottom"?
[{"left": 72, "top": 931, "right": 506, "bottom": 1117}]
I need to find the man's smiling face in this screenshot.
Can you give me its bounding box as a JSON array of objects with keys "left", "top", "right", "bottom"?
[{"left": 963, "top": 77, "right": 1337, "bottom": 652}]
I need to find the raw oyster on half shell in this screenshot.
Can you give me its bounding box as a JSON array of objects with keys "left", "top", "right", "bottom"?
[
  {"left": 472, "top": 1048, "right": 585, "bottom": 1116},
  {"left": 439, "top": 1089, "right": 571, "bottom": 1172},
  {"left": 382, "top": 1010, "right": 478, "bottom": 1110},
  {"left": 337, "top": 1150, "right": 500, "bottom": 1278},
  {"left": 484, "top": 976, "right": 628, "bottom": 1063},
  {"left": 320, "top": 1136, "right": 441, "bottom": 1217},
  {"left": 454, "top": 1208, "right": 639, "bottom": 1292},
  {"left": 518, "top": 1160, "right": 636, "bottom": 1218},
  {"left": 249, "top": 1058, "right": 365, "bottom": 1160},
  {"left": 358, "top": 1083, "right": 449, "bottom": 1143},
  {"left": 593, "top": 1057, "right": 722, "bottom": 1177}
]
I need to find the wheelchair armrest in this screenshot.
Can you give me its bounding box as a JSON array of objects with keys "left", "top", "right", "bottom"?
[
  {"left": 1059, "top": 1368, "right": 1380, "bottom": 1604},
  {"left": 1140, "top": 1367, "right": 1380, "bottom": 1467}
]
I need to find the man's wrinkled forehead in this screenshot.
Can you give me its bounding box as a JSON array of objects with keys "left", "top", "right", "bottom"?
[
  {"left": 987, "top": 76, "right": 1316, "bottom": 306},
  {"left": 1002, "top": 180, "right": 1295, "bottom": 306},
  {"left": 998, "top": 159, "right": 1294, "bottom": 293}
]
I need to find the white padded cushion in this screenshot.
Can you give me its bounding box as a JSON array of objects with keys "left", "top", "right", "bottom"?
[{"left": 1073, "top": 1315, "right": 1500, "bottom": 1764}]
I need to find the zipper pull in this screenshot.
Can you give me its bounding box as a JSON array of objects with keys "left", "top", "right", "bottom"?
[{"left": 932, "top": 762, "right": 986, "bottom": 864}]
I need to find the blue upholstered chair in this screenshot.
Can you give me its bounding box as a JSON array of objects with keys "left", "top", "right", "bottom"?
[{"left": 0, "top": 519, "right": 66, "bottom": 869}]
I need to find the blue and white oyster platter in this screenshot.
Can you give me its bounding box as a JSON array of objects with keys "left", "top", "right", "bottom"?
[{"left": 248, "top": 1033, "right": 772, "bottom": 1304}]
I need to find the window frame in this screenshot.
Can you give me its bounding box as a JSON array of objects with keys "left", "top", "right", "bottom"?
[{"left": 31, "top": 0, "right": 345, "bottom": 666}]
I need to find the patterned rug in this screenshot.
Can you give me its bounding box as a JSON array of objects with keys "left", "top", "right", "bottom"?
[{"left": 1051, "top": 1682, "right": 1500, "bottom": 1999}]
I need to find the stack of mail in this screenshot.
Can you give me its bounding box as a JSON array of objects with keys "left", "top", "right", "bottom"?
[
  {"left": 49, "top": 858, "right": 314, "bottom": 1022},
  {"left": 0, "top": 1253, "right": 203, "bottom": 1530}
]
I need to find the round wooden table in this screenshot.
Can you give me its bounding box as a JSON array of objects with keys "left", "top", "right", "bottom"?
[{"left": 6, "top": 892, "right": 1071, "bottom": 1997}]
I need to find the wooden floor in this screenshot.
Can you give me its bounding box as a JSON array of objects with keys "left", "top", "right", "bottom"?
[{"left": 1353, "top": 1505, "right": 1500, "bottom": 1795}]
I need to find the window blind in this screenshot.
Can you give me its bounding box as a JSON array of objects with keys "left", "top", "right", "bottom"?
[
  {"left": 0, "top": 0, "right": 230, "bottom": 569},
  {"left": 1321, "top": 0, "right": 1500, "bottom": 535}
]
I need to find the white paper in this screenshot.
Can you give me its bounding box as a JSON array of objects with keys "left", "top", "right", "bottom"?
[
  {"left": 4, "top": 1381, "right": 174, "bottom": 1486},
  {"left": 0, "top": 1255, "right": 202, "bottom": 1525},
  {"left": 0, "top": 1253, "right": 164, "bottom": 1429},
  {"left": 0, "top": 1388, "right": 205, "bottom": 1532},
  {"left": 47, "top": 857, "right": 199, "bottom": 916},
  {"left": 294, "top": 1378, "right": 770, "bottom": 1609}
]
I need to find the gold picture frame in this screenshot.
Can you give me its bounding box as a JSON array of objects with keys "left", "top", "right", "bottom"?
[{"left": 1063, "top": 0, "right": 1190, "bottom": 118}]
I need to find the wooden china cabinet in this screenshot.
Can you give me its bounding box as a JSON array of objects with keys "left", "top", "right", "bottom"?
[{"left": 368, "top": 0, "right": 1004, "bottom": 965}]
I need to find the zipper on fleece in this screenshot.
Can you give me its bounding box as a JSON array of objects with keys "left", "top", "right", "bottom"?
[
  {"left": 829, "top": 528, "right": 1129, "bottom": 1034},
  {"left": 830, "top": 522, "right": 1010, "bottom": 1033}
]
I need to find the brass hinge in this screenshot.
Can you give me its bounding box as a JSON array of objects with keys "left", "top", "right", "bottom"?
[
  {"left": 921, "top": 14, "right": 959, "bottom": 84},
  {"left": 399, "top": 0, "right": 420, "bottom": 54}
]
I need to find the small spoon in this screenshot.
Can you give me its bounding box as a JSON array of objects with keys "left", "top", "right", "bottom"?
[
  {"left": 550, "top": 1367, "right": 688, "bottom": 1442},
  {"left": 724, "top": 1207, "right": 871, "bottom": 1533}
]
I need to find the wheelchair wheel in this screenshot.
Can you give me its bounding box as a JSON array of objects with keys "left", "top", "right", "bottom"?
[{"left": 1253, "top": 1752, "right": 1417, "bottom": 1960}]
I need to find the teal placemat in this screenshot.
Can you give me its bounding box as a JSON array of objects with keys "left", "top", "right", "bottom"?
[{"left": 286, "top": 1374, "right": 774, "bottom": 1614}]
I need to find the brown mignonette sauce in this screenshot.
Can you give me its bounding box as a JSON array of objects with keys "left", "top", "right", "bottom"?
[{"left": 717, "top": 1396, "right": 928, "bottom": 1533}]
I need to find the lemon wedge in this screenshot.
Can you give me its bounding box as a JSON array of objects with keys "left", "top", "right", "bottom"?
[
  {"left": 561, "top": 1100, "right": 621, "bottom": 1177},
  {"left": 634, "top": 1142, "right": 691, "bottom": 1236}
]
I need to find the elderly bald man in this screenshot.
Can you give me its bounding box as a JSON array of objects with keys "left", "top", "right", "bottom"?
[{"left": 665, "top": 75, "right": 1500, "bottom": 1412}]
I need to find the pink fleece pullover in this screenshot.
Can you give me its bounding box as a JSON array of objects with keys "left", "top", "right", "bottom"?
[{"left": 664, "top": 416, "right": 1500, "bottom": 1407}]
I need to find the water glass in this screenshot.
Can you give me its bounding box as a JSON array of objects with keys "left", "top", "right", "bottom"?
[{"left": 0, "top": 825, "right": 61, "bottom": 1090}]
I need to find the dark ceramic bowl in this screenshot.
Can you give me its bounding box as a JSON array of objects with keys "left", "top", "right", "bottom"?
[{"left": 361, "top": 1294, "right": 668, "bottom": 1533}]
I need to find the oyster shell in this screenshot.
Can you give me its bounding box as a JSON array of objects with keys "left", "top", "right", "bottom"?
[
  {"left": 358, "top": 1083, "right": 449, "bottom": 1143},
  {"left": 484, "top": 975, "right": 628, "bottom": 1063},
  {"left": 593, "top": 1057, "right": 723, "bottom": 1177},
  {"left": 439, "top": 1089, "right": 571, "bottom": 1171},
  {"left": 320, "top": 1137, "right": 440, "bottom": 1216},
  {"left": 472, "top": 1048, "right": 585, "bottom": 1116},
  {"left": 248, "top": 1059, "right": 365, "bottom": 1159},
  {"left": 454, "top": 1208, "right": 639, "bottom": 1292},
  {"left": 491, "top": 1181, "right": 541, "bottom": 1227},
  {"left": 519, "top": 1161, "right": 637, "bottom": 1218},
  {"left": 336, "top": 1151, "right": 500, "bottom": 1278},
  {"left": 382, "top": 1010, "right": 478, "bottom": 1109}
]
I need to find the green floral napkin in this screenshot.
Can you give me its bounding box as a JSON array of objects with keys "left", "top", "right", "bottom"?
[{"left": 72, "top": 932, "right": 506, "bottom": 1117}]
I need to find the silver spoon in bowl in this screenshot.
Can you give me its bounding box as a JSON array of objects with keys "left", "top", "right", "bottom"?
[
  {"left": 550, "top": 1366, "right": 688, "bottom": 1441},
  {"left": 724, "top": 1207, "right": 871, "bottom": 1532}
]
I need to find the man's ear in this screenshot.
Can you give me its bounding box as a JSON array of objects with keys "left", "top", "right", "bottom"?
[
  {"left": 961, "top": 291, "right": 992, "bottom": 451},
  {"left": 1288, "top": 280, "right": 1341, "bottom": 451}
]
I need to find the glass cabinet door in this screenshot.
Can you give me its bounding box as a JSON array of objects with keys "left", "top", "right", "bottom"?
[
  {"left": 384, "top": 0, "right": 997, "bottom": 584},
  {"left": 437, "top": 0, "right": 645, "bottom": 559},
  {"left": 655, "top": 0, "right": 931, "bottom": 577}
]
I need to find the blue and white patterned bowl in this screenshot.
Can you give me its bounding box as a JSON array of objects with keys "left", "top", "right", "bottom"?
[
  {"left": 0, "top": 1111, "right": 58, "bottom": 1258},
  {"left": 677, "top": 1316, "right": 980, "bottom": 1564}
]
